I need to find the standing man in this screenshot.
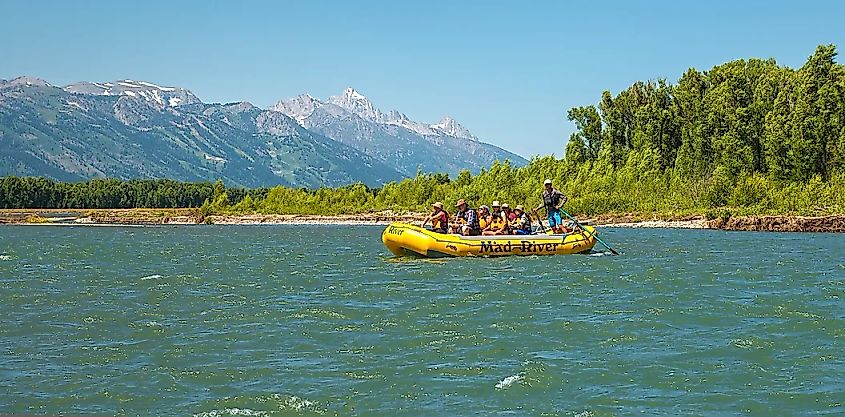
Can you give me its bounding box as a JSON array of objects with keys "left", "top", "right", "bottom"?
[{"left": 534, "top": 179, "right": 567, "bottom": 233}]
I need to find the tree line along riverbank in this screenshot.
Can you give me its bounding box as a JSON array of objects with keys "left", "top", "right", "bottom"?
[
  {"left": 1, "top": 45, "right": 844, "bottom": 231},
  {"left": 3, "top": 208, "right": 845, "bottom": 233}
]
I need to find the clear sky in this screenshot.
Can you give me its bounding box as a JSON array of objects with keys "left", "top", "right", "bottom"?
[{"left": 1, "top": 1, "right": 843, "bottom": 158}]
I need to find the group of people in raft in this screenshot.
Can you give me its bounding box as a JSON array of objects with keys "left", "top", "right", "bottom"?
[{"left": 421, "top": 179, "right": 574, "bottom": 236}]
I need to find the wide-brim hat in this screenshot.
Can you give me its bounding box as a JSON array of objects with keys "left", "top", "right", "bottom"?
[
  {"left": 455, "top": 199, "right": 466, "bottom": 207},
  {"left": 501, "top": 203, "right": 510, "bottom": 209},
  {"left": 492, "top": 200, "right": 500, "bottom": 207},
  {"left": 515, "top": 205, "right": 524, "bottom": 211},
  {"left": 432, "top": 202, "right": 443, "bottom": 209},
  {"left": 544, "top": 179, "right": 552, "bottom": 185}
]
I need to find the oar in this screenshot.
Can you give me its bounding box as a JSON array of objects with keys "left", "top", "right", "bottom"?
[
  {"left": 531, "top": 209, "right": 548, "bottom": 234},
  {"left": 559, "top": 208, "right": 620, "bottom": 255}
]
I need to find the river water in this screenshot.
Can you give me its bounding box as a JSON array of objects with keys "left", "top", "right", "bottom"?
[{"left": 1, "top": 225, "right": 842, "bottom": 416}]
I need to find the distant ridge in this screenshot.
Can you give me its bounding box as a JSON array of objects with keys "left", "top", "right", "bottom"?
[
  {"left": 0, "top": 76, "right": 527, "bottom": 186},
  {"left": 271, "top": 87, "right": 526, "bottom": 176}
]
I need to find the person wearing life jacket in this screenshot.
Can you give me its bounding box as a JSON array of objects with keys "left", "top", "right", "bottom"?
[
  {"left": 501, "top": 203, "right": 517, "bottom": 222},
  {"left": 510, "top": 205, "right": 532, "bottom": 235},
  {"left": 482, "top": 201, "right": 509, "bottom": 235},
  {"left": 422, "top": 202, "right": 448, "bottom": 233},
  {"left": 451, "top": 198, "right": 480, "bottom": 236},
  {"left": 477, "top": 205, "right": 490, "bottom": 230},
  {"left": 534, "top": 179, "right": 568, "bottom": 234}
]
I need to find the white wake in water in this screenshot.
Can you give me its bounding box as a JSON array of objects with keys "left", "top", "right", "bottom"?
[
  {"left": 495, "top": 373, "right": 523, "bottom": 389},
  {"left": 140, "top": 274, "right": 164, "bottom": 280}
]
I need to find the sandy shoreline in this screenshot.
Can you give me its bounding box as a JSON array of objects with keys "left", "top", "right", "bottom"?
[{"left": 1, "top": 209, "right": 844, "bottom": 232}]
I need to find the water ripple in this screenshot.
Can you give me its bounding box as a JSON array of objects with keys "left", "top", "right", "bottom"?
[{"left": 0, "top": 226, "right": 843, "bottom": 416}]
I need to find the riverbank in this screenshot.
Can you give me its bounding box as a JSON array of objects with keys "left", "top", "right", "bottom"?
[
  {"left": 2, "top": 208, "right": 845, "bottom": 232},
  {"left": 0, "top": 209, "right": 423, "bottom": 226}
]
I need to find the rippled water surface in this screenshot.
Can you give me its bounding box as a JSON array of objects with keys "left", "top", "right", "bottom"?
[{"left": 1, "top": 225, "right": 843, "bottom": 416}]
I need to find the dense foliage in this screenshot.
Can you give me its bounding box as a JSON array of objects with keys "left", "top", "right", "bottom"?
[
  {"left": 3, "top": 45, "right": 844, "bottom": 218},
  {"left": 208, "top": 45, "right": 845, "bottom": 217},
  {"left": 0, "top": 177, "right": 266, "bottom": 209},
  {"left": 564, "top": 44, "right": 845, "bottom": 182}
]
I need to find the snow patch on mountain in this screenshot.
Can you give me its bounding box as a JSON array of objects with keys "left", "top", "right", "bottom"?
[
  {"left": 137, "top": 81, "right": 176, "bottom": 92},
  {"left": 64, "top": 79, "right": 201, "bottom": 108}
]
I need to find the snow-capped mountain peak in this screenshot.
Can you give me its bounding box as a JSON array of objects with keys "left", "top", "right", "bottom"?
[
  {"left": 344, "top": 87, "right": 367, "bottom": 101},
  {"left": 327, "top": 87, "right": 384, "bottom": 122},
  {"left": 269, "top": 88, "right": 478, "bottom": 139},
  {"left": 63, "top": 79, "right": 201, "bottom": 107},
  {"left": 431, "top": 116, "right": 476, "bottom": 140}
]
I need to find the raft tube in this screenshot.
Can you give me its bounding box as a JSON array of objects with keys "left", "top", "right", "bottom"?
[{"left": 381, "top": 222, "right": 597, "bottom": 257}]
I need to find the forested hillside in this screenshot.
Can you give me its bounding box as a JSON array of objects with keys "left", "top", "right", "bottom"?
[{"left": 3, "top": 45, "right": 844, "bottom": 218}]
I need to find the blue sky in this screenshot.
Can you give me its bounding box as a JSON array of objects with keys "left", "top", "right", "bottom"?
[{"left": 2, "top": 1, "right": 843, "bottom": 158}]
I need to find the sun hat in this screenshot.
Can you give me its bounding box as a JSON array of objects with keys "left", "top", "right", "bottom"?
[
  {"left": 544, "top": 179, "right": 552, "bottom": 185},
  {"left": 455, "top": 199, "right": 466, "bottom": 207},
  {"left": 432, "top": 202, "right": 443, "bottom": 209},
  {"left": 501, "top": 203, "right": 510, "bottom": 209},
  {"left": 515, "top": 205, "right": 524, "bottom": 211},
  {"left": 492, "top": 200, "right": 500, "bottom": 207},
  {"left": 480, "top": 205, "right": 489, "bottom": 211}
]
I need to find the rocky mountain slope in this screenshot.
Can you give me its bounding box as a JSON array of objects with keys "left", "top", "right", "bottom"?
[
  {"left": 0, "top": 77, "right": 402, "bottom": 187},
  {"left": 0, "top": 76, "right": 527, "bottom": 187},
  {"left": 270, "top": 88, "right": 527, "bottom": 176}
]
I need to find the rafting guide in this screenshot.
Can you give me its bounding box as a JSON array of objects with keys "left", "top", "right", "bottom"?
[{"left": 534, "top": 179, "right": 568, "bottom": 234}]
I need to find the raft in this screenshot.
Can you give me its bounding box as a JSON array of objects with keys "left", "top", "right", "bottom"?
[{"left": 381, "top": 222, "right": 598, "bottom": 257}]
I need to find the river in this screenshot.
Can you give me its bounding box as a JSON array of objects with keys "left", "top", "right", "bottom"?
[{"left": 1, "top": 225, "right": 842, "bottom": 416}]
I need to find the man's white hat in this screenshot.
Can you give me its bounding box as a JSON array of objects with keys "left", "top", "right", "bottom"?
[{"left": 544, "top": 179, "right": 552, "bottom": 185}]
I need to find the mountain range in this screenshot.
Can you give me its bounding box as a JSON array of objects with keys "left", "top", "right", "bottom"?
[{"left": 0, "top": 76, "right": 527, "bottom": 188}]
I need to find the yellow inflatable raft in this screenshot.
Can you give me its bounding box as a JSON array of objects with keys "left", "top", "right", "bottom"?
[{"left": 381, "top": 222, "right": 598, "bottom": 257}]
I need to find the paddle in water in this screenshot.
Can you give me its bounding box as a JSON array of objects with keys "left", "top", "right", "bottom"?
[{"left": 560, "top": 208, "right": 621, "bottom": 255}]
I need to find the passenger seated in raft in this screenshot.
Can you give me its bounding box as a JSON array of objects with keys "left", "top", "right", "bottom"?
[
  {"left": 450, "top": 199, "right": 481, "bottom": 236},
  {"left": 501, "top": 203, "right": 517, "bottom": 222},
  {"left": 510, "top": 205, "right": 532, "bottom": 235},
  {"left": 477, "top": 205, "right": 490, "bottom": 230},
  {"left": 482, "top": 201, "right": 510, "bottom": 236},
  {"left": 422, "top": 202, "right": 449, "bottom": 233}
]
